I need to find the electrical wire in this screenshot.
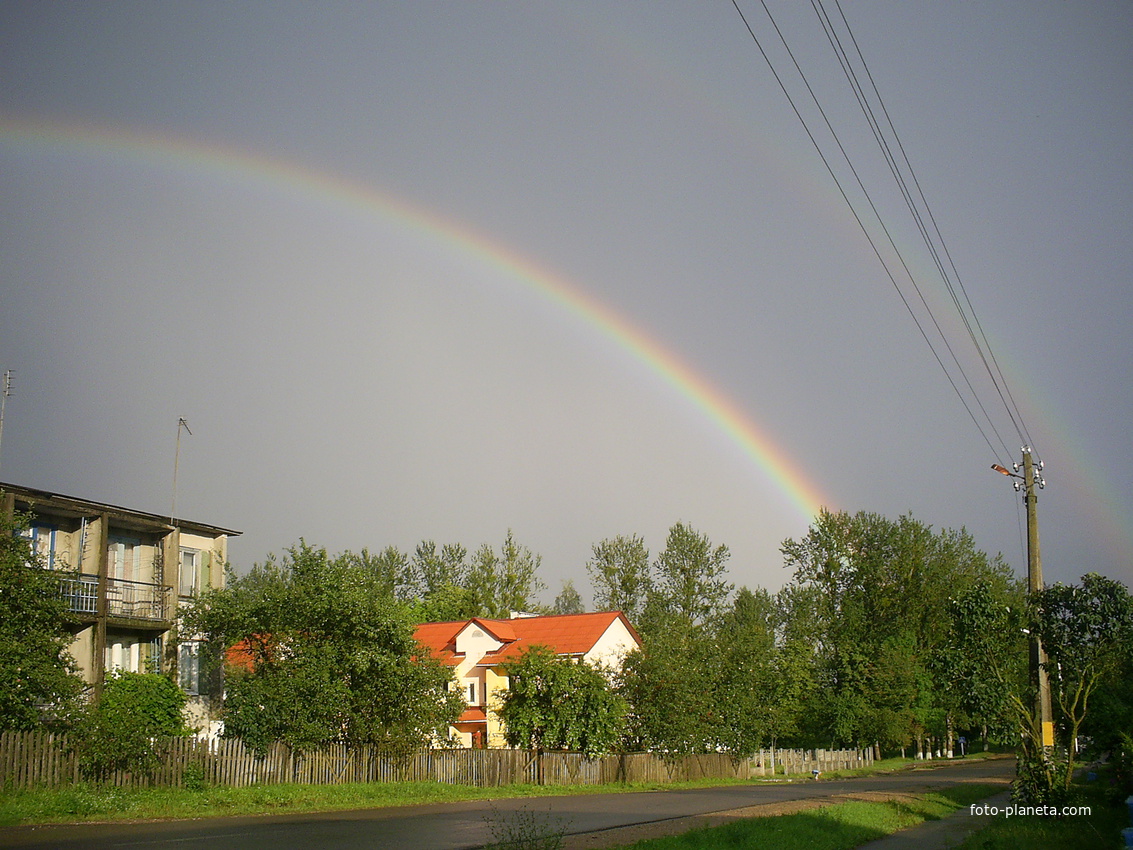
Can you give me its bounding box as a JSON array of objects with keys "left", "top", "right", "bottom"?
[
  {"left": 821, "top": 0, "right": 1039, "bottom": 459},
  {"left": 729, "top": 0, "right": 1016, "bottom": 462}
]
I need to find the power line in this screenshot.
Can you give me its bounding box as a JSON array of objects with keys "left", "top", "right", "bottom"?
[
  {"left": 817, "top": 0, "right": 1038, "bottom": 457},
  {"left": 729, "top": 0, "right": 1017, "bottom": 461}
]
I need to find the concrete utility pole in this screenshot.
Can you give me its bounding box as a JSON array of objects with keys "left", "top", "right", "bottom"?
[{"left": 992, "top": 446, "right": 1054, "bottom": 748}]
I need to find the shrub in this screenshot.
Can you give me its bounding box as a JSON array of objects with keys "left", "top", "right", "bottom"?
[{"left": 73, "top": 671, "right": 189, "bottom": 782}]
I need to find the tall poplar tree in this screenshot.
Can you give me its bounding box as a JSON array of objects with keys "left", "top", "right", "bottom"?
[
  {"left": 650, "top": 522, "right": 732, "bottom": 628},
  {"left": 587, "top": 534, "right": 650, "bottom": 622}
]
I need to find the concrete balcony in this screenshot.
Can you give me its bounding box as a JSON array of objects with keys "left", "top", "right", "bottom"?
[{"left": 59, "top": 573, "right": 172, "bottom": 624}]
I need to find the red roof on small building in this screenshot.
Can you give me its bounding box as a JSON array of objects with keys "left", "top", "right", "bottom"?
[
  {"left": 456, "top": 707, "right": 488, "bottom": 724},
  {"left": 413, "top": 611, "right": 640, "bottom": 667}
]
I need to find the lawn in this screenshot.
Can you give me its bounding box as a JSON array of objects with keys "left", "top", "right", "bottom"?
[
  {"left": 956, "top": 777, "right": 1128, "bottom": 850},
  {"left": 614, "top": 784, "right": 1000, "bottom": 850},
  {"left": 0, "top": 752, "right": 1009, "bottom": 830},
  {"left": 0, "top": 775, "right": 770, "bottom": 827}
]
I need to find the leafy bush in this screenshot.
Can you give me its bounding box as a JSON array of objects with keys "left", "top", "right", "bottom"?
[
  {"left": 181, "top": 762, "right": 208, "bottom": 792},
  {"left": 73, "top": 671, "right": 189, "bottom": 782}
]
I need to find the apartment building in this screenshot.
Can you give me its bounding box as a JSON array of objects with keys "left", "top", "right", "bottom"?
[{"left": 1, "top": 482, "right": 240, "bottom": 729}]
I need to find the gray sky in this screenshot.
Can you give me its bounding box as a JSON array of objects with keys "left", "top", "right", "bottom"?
[{"left": 1, "top": 1, "right": 1130, "bottom": 604}]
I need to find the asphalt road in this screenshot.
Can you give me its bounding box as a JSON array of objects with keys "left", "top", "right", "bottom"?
[{"left": 0, "top": 758, "right": 1014, "bottom": 850}]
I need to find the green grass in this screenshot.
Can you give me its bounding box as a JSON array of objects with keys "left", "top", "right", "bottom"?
[
  {"left": 957, "top": 777, "right": 1128, "bottom": 850},
  {"left": 749, "top": 752, "right": 1004, "bottom": 784},
  {"left": 615, "top": 784, "right": 1001, "bottom": 850},
  {"left": 0, "top": 753, "right": 1004, "bottom": 829},
  {"left": 0, "top": 775, "right": 786, "bottom": 828}
]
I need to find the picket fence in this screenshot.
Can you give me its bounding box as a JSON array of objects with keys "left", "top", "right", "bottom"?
[{"left": 0, "top": 730, "right": 870, "bottom": 789}]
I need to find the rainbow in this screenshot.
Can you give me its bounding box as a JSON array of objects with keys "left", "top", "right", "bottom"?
[{"left": 0, "top": 114, "right": 832, "bottom": 522}]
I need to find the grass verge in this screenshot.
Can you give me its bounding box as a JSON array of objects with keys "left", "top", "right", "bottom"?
[
  {"left": 612, "top": 784, "right": 1001, "bottom": 850},
  {"left": 0, "top": 753, "right": 1005, "bottom": 829},
  {"left": 956, "top": 775, "right": 1127, "bottom": 850},
  {"left": 0, "top": 776, "right": 771, "bottom": 828}
]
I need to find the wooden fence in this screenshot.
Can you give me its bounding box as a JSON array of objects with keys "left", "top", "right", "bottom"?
[{"left": 0, "top": 730, "right": 870, "bottom": 789}]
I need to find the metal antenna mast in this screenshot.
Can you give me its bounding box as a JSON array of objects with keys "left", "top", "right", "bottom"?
[
  {"left": 0, "top": 370, "right": 12, "bottom": 475},
  {"left": 171, "top": 417, "right": 192, "bottom": 524}
]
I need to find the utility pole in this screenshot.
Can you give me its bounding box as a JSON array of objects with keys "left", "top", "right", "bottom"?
[{"left": 992, "top": 446, "right": 1054, "bottom": 748}]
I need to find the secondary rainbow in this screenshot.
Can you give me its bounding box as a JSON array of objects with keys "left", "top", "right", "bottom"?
[{"left": 0, "top": 114, "right": 830, "bottom": 524}]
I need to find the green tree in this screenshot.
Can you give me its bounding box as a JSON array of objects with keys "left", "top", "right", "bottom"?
[
  {"left": 413, "top": 541, "right": 468, "bottom": 589},
  {"left": 618, "top": 529, "right": 769, "bottom": 757},
  {"left": 619, "top": 621, "right": 718, "bottom": 755},
  {"left": 466, "top": 531, "right": 544, "bottom": 618},
  {"left": 1033, "top": 573, "right": 1133, "bottom": 795},
  {"left": 650, "top": 522, "right": 731, "bottom": 629},
  {"left": 410, "top": 541, "right": 478, "bottom": 621},
  {"left": 497, "top": 646, "right": 626, "bottom": 758},
  {"left": 499, "top": 529, "right": 544, "bottom": 615},
  {"left": 766, "top": 583, "right": 822, "bottom": 750},
  {"left": 334, "top": 545, "right": 406, "bottom": 601},
  {"left": 0, "top": 505, "right": 83, "bottom": 731},
  {"left": 551, "top": 580, "right": 585, "bottom": 615},
  {"left": 935, "top": 581, "right": 1026, "bottom": 749},
  {"left": 711, "top": 587, "right": 778, "bottom": 756},
  {"left": 466, "top": 543, "right": 501, "bottom": 618},
  {"left": 780, "top": 510, "right": 1014, "bottom": 753},
  {"left": 1081, "top": 628, "right": 1133, "bottom": 800},
  {"left": 587, "top": 535, "right": 651, "bottom": 622},
  {"left": 416, "top": 583, "right": 480, "bottom": 623},
  {"left": 187, "top": 541, "right": 463, "bottom": 755}
]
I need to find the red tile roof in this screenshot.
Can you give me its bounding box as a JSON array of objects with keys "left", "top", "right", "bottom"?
[
  {"left": 456, "top": 707, "right": 487, "bottom": 724},
  {"left": 413, "top": 611, "right": 640, "bottom": 667}
]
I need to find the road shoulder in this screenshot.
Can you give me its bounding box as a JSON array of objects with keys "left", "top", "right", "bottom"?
[{"left": 561, "top": 778, "right": 1011, "bottom": 850}]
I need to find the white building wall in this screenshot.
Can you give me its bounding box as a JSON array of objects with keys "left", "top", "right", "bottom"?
[{"left": 583, "top": 618, "right": 640, "bottom": 669}]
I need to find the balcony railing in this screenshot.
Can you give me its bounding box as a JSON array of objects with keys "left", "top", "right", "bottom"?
[{"left": 58, "top": 574, "right": 172, "bottom": 621}]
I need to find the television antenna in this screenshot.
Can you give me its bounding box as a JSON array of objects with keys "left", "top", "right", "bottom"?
[
  {"left": 0, "top": 370, "right": 12, "bottom": 475},
  {"left": 170, "top": 417, "right": 192, "bottom": 524}
]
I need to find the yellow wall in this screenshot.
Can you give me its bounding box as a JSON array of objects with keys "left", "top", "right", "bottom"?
[
  {"left": 485, "top": 667, "right": 509, "bottom": 748},
  {"left": 68, "top": 626, "right": 95, "bottom": 684}
]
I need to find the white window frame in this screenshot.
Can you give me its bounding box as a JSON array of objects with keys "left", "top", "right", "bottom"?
[
  {"left": 179, "top": 640, "right": 202, "bottom": 695},
  {"left": 108, "top": 536, "right": 140, "bottom": 582},
  {"left": 23, "top": 525, "right": 58, "bottom": 569},
  {"left": 179, "top": 548, "right": 199, "bottom": 597},
  {"left": 105, "top": 637, "right": 140, "bottom": 673}
]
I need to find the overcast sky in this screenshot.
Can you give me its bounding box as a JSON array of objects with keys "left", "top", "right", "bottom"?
[{"left": 1, "top": 1, "right": 1129, "bottom": 604}]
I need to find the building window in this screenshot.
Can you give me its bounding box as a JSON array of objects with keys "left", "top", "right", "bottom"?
[
  {"left": 147, "top": 636, "right": 163, "bottom": 674},
  {"left": 179, "top": 641, "right": 202, "bottom": 695},
  {"left": 105, "top": 637, "right": 139, "bottom": 673},
  {"left": 108, "top": 536, "right": 140, "bottom": 582},
  {"left": 22, "top": 525, "right": 58, "bottom": 569},
  {"left": 468, "top": 681, "right": 477, "bottom": 704},
  {"left": 179, "top": 549, "right": 199, "bottom": 597},
  {"left": 105, "top": 636, "right": 162, "bottom": 674}
]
